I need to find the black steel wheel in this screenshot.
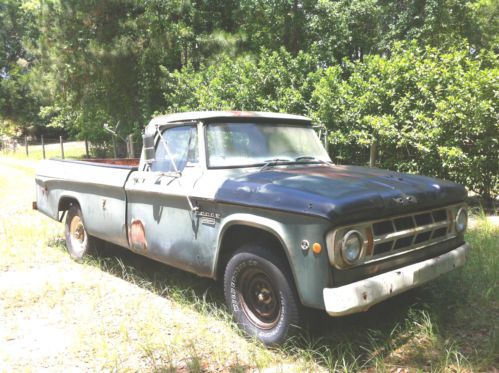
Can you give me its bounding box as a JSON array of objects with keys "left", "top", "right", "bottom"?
[
  {"left": 224, "top": 243, "right": 302, "bottom": 345},
  {"left": 64, "top": 204, "right": 94, "bottom": 261}
]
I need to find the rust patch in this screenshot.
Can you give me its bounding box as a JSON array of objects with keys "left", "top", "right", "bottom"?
[
  {"left": 128, "top": 219, "right": 147, "bottom": 251},
  {"left": 86, "top": 158, "right": 140, "bottom": 166},
  {"left": 272, "top": 166, "right": 365, "bottom": 179},
  {"left": 229, "top": 110, "right": 253, "bottom": 117}
]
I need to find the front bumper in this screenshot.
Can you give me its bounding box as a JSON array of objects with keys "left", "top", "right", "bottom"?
[{"left": 323, "top": 243, "right": 470, "bottom": 316}]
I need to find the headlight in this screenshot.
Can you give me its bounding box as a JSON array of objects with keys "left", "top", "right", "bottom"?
[
  {"left": 455, "top": 207, "right": 468, "bottom": 233},
  {"left": 341, "top": 230, "right": 363, "bottom": 264},
  {"left": 326, "top": 225, "right": 370, "bottom": 268}
]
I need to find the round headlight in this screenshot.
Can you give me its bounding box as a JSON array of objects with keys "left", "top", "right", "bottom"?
[
  {"left": 341, "top": 230, "right": 363, "bottom": 264},
  {"left": 455, "top": 207, "right": 468, "bottom": 233}
]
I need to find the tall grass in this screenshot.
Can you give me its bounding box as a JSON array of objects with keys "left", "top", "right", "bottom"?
[{"left": 86, "top": 216, "right": 498, "bottom": 372}]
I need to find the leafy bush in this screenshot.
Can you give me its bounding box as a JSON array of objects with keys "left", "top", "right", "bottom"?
[
  {"left": 163, "top": 43, "right": 498, "bottom": 201},
  {"left": 162, "top": 48, "right": 321, "bottom": 115},
  {"left": 312, "top": 42, "right": 498, "bottom": 201}
]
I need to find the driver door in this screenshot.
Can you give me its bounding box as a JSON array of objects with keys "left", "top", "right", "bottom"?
[{"left": 125, "top": 124, "right": 203, "bottom": 272}]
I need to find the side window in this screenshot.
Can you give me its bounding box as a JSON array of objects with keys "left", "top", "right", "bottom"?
[{"left": 151, "top": 126, "right": 198, "bottom": 172}]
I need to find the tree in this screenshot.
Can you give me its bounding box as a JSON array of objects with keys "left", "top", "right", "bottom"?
[{"left": 0, "top": 0, "right": 40, "bottom": 135}]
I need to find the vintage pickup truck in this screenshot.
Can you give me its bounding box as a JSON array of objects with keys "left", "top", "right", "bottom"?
[{"left": 35, "top": 111, "right": 470, "bottom": 345}]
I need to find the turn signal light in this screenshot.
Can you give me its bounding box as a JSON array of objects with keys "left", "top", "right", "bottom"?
[{"left": 312, "top": 243, "right": 322, "bottom": 254}]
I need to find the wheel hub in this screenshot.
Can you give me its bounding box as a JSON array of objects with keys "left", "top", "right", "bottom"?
[
  {"left": 73, "top": 224, "right": 84, "bottom": 241},
  {"left": 240, "top": 269, "right": 281, "bottom": 329},
  {"left": 256, "top": 288, "right": 272, "bottom": 304},
  {"left": 70, "top": 216, "right": 85, "bottom": 244}
]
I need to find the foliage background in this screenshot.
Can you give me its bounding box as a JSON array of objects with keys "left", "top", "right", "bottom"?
[{"left": 0, "top": 0, "right": 497, "bottom": 200}]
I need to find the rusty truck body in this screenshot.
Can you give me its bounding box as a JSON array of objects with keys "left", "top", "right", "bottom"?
[{"left": 35, "top": 111, "right": 470, "bottom": 345}]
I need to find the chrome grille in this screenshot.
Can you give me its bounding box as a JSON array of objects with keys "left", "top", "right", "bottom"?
[
  {"left": 371, "top": 208, "right": 453, "bottom": 259},
  {"left": 326, "top": 204, "right": 464, "bottom": 269}
]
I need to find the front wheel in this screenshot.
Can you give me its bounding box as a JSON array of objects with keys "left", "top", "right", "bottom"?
[
  {"left": 223, "top": 244, "right": 302, "bottom": 345},
  {"left": 64, "top": 204, "right": 94, "bottom": 261}
]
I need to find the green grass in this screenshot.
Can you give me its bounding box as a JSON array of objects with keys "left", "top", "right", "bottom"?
[{"left": 0, "top": 157, "right": 497, "bottom": 372}]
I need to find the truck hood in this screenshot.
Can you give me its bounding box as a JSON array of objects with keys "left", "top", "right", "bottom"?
[{"left": 214, "top": 164, "right": 467, "bottom": 223}]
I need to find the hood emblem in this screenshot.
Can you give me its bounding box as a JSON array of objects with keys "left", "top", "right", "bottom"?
[{"left": 393, "top": 195, "right": 418, "bottom": 206}]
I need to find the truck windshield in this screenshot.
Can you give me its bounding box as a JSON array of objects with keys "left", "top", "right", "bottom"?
[{"left": 206, "top": 122, "right": 331, "bottom": 168}]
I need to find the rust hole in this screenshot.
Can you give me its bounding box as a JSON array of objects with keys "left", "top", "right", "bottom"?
[{"left": 129, "top": 219, "right": 147, "bottom": 251}]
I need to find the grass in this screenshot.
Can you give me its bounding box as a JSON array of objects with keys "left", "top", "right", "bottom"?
[
  {"left": 0, "top": 141, "right": 87, "bottom": 161},
  {"left": 0, "top": 157, "right": 498, "bottom": 372}
]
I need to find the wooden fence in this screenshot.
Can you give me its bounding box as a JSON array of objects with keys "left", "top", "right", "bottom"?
[{"left": 0, "top": 135, "right": 137, "bottom": 159}]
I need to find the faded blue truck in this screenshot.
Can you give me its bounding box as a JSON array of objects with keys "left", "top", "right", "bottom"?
[{"left": 35, "top": 111, "right": 470, "bottom": 345}]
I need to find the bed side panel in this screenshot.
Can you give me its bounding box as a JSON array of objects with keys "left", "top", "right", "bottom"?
[{"left": 35, "top": 159, "right": 132, "bottom": 248}]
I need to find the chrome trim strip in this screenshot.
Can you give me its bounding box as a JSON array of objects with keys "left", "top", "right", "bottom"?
[
  {"left": 363, "top": 234, "right": 457, "bottom": 265},
  {"left": 373, "top": 220, "right": 449, "bottom": 244}
]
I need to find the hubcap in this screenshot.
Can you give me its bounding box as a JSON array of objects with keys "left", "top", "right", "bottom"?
[
  {"left": 69, "top": 215, "right": 86, "bottom": 255},
  {"left": 239, "top": 268, "right": 281, "bottom": 329}
]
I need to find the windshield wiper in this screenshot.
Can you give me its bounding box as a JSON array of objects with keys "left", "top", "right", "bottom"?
[
  {"left": 295, "top": 156, "right": 330, "bottom": 165},
  {"left": 260, "top": 158, "right": 292, "bottom": 171}
]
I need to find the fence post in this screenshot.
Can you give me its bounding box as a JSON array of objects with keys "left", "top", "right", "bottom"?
[
  {"left": 323, "top": 129, "right": 329, "bottom": 154},
  {"left": 127, "top": 134, "right": 135, "bottom": 158},
  {"left": 112, "top": 138, "right": 117, "bottom": 158},
  {"left": 369, "top": 139, "right": 377, "bottom": 167},
  {"left": 60, "top": 136, "right": 65, "bottom": 159},
  {"left": 41, "top": 135, "right": 46, "bottom": 159},
  {"left": 25, "top": 136, "right": 29, "bottom": 156},
  {"left": 85, "top": 138, "right": 90, "bottom": 158}
]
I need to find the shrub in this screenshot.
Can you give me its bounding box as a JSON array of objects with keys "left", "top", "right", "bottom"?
[
  {"left": 162, "top": 44, "right": 498, "bottom": 201},
  {"left": 312, "top": 42, "right": 498, "bottom": 201}
]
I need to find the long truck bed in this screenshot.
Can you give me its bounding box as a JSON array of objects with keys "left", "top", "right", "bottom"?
[{"left": 35, "top": 158, "right": 139, "bottom": 248}]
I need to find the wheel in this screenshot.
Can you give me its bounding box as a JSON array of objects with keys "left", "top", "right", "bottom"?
[
  {"left": 223, "top": 243, "right": 302, "bottom": 345},
  {"left": 64, "top": 204, "right": 93, "bottom": 261}
]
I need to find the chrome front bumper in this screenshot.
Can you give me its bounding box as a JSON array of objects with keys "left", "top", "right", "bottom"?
[{"left": 323, "top": 243, "right": 470, "bottom": 316}]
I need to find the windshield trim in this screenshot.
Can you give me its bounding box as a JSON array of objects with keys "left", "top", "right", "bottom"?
[{"left": 203, "top": 121, "right": 329, "bottom": 170}]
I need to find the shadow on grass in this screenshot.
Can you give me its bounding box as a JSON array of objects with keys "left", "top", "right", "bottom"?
[
  {"left": 45, "top": 228, "right": 497, "bottom": 371},
  {"left": 47, "top": 238, "right": 470, "bottom": 371}
]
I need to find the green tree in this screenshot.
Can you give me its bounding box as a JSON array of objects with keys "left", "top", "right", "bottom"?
[
  {"left": 0, "top": 0, "right": 40, "bottom": 136},
  {"left": 163, "top": 48, "right": 321, "bottom": 114}
]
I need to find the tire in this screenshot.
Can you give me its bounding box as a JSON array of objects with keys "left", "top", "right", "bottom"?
[
  {"left": 64, "top": 204, "right": 94, "bottom": 261},
  {"left": 223, "top": 243, "right": 302, "bottom": 345}
]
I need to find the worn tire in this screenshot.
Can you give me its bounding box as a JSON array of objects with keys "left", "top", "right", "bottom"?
[
  {"left": 223, "top": 244, "right": 302, "bottom": 345},
  {"left": 64, "top": 204, "right": 94, "bottom": 261}
]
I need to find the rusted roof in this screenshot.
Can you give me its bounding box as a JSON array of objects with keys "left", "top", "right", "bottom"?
[
  {"left": 149, "top": 111, "right": 310, "bottom": 126},
  {"left": 144, "top": 111, "right": 312, "bottom": 143}
]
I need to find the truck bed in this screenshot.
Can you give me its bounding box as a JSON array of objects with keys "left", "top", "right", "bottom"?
[{"left": 35, "top": 158, "right": 139, "bottom": 248}]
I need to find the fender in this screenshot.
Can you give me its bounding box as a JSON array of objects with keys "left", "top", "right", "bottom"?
[
  {"left": 212, "top": 213, "right": 299, "bottom": 291},
  {"left": 57, "top": 193, "right": 81, "bottom": 220}
]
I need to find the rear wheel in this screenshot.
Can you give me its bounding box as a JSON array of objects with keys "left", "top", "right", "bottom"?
[
  {"left": 64, "top": 204, "right": 93, "bottom": 261},
  {"left": 224, "top": 244, "right": 302, "bottom": 345}
]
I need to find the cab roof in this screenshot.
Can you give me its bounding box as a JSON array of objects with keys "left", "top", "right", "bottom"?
[{"left": 144, "top": 111, "right": 311, "bottom": 137}]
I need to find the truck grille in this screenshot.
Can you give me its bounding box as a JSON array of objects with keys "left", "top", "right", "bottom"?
[{"left": 370, "top": 208, "right": 454, "bottom": 259}]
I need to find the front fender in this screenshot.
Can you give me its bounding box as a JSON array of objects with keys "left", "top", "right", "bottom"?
[{"left": 213, "top": 211, "right": 333, "bottom": 310}]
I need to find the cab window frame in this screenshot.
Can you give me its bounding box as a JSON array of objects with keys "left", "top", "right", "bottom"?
[{"left": 151, "top": 124, "right": 199, "bottom": 173}]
